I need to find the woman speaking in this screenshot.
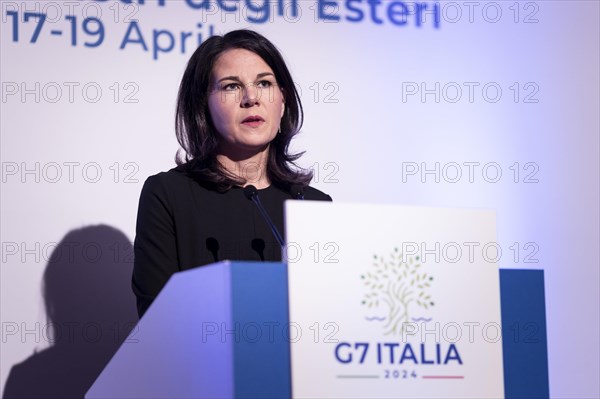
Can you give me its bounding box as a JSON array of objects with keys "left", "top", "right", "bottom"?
[{"left": 132, "top": 30, "right": 332, "bottom": 317}]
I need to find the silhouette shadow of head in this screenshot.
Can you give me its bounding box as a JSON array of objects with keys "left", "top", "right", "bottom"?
[{"left": 3, "top": 225, "right": 138, "bottom": 399}]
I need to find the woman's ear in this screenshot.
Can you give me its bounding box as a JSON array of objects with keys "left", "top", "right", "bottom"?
[{"left": 280, "top": 89, "right": 286, "bottom": 117}]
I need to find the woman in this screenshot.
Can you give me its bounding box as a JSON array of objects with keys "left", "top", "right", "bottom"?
[{"left": 132, "top": 29, "right": 332, "bottom": 317}]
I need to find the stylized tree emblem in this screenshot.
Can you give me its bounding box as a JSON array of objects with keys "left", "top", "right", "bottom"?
[{"left": 361, "top": 248, "right": 434, "bottom": 335}]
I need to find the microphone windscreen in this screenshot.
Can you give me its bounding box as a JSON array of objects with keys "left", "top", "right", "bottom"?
[
  {"left": 290, "top": 184, "right": 305, "bottom": 198},
  {"left": 206, "top": 237, "right": 220, "bottom": 252},
  {"left": 243, "top": 185, "right": 258, "bottom": 200}
]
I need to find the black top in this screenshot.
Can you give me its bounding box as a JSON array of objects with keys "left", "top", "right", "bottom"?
[{"left": 132, "top": 165, "right": 332, "bottom": 317}]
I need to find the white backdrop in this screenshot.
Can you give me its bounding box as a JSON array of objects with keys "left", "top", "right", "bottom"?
[{"left": 1, "top": 1, "right": 599, "bottom": 397}]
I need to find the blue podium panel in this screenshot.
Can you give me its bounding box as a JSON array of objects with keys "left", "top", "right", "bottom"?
[
  {"left": 86, "top": 261, "right": 290, "bottom": 399},
  {"left": 230, "top": 263, "right": 291, "bottom": 398},
  {"left": 500, "top": 269, "right": 550, "bottom": 399}
]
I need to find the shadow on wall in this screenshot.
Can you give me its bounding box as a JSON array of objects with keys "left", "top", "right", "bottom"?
[{"left": 3, "top": 225, "right": 138, "bottom": 399}]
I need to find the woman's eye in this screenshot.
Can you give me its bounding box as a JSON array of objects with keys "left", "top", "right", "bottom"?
[
  {"left": 256, "top": 80, "right": 274, "bottom": 88},
  {"left": 222, "top": 83, "right": 240, "bottom": 91}
]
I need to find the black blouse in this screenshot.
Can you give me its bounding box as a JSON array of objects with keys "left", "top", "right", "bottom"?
[{"left": 132, "top": 165, "right": 332, "bottom": 317}]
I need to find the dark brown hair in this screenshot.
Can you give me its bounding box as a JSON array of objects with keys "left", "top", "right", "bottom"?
[{"left": 175, "top": 29, "right": 312, "bottom": 192}]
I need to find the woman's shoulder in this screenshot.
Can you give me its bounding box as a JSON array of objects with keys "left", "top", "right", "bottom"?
[
  {"left": 144, "top": 163, "right": 194, "bottom": 183},
  {"left": 140, "top": 164, "right": 196, "bottom": 195},
  {"left": 303, "top": 185, "right": 333, "bottom": 202}
]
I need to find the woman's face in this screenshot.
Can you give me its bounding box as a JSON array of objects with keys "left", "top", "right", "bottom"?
[{"left": 208, "top": 48, "right": 285, "bottom": 157}]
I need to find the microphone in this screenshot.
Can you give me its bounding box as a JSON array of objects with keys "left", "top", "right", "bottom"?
[
  {"left": 243, "top": 185, "right": 285, "bottom": 247},
  {"left": 251, "top": 238, "right": 266, "bottom": 261},
  {"left": 205, "top": 237, "right": 220, "bottom": 262},
  {"left": 290, "top": 184, "right": 305, "bottom": 200}
]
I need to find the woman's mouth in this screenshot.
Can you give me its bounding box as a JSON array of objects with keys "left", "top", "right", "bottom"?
[{"left": 241, "top": 115, "right": 265, "bottom": 127}]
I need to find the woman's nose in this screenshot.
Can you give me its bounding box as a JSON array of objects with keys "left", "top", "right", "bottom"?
[{"left": 241, "top": 83, "right": 260, "bottom": 107}]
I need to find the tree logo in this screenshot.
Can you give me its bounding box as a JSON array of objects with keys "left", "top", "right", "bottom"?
[{"left": 361, "top": 248, "right": 434, "bottom": 335}]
